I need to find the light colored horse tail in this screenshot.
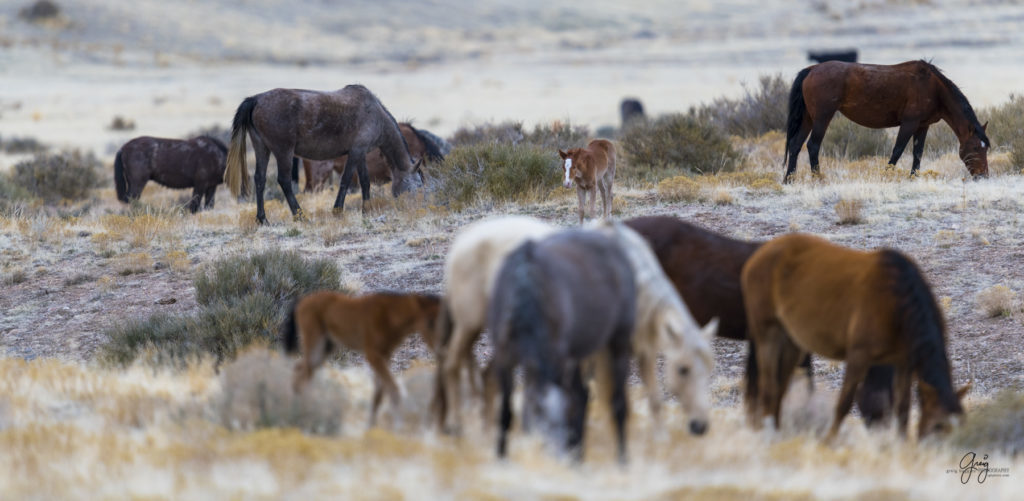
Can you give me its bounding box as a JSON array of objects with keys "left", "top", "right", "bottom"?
[{"left": 225, "top": 96, "right": 256, "bottom": 199}]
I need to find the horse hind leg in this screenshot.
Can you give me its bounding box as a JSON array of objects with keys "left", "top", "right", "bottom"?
[
  {"left": 909, "top": 126, "right": 929, "bottom": 176},
  {"left": 805, "top": 111, "right": 836, "bottom": 176},
  {"left": 204, "top": 185, "right": 217, "bottom": 210},
  {"left": 784, "top": 118, "right": 812, "bottom": 183},
  {"left": 575, "top": 186, "right": 586, "bottom": 225},
  {"left": 271, "top": 149, "right": 303, "bottom": 220},
  {"left": 597, "top": 178, "right": 611, "bottom": 220},
  {"left": 251, "top": 137, "right": 271, "bottom": 224},
  {"left": 825, "top": 353, "right": 870, "bottom": 442},
  {"left": 887, "top": 121, "right": 919, "bottom": 170},
  {"left": 365, "top": 351, "right": 401, "bottom": 428}
]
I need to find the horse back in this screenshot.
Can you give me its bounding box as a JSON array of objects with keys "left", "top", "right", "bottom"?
[
  {"left": 585, "top": 139, "right": 615, "bottom": 177},
  {"left": 625, "top": 216, "right": 758, "bottom": 341}
]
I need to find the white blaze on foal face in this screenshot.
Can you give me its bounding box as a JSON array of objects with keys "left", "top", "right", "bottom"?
[{"left": 563, "top": 158, "right": 573, "bottom": 187}]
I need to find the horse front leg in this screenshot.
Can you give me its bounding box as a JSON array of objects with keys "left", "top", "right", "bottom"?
[
  {"left": 910, "top": 126, "right": 929, "bottom": 176},
  {"left": 334, "top": 151, "right": 365, "bottom": 215},
  {"left": 825, "top": 353, "right": 869, "bottom": 442},
  {"left": 187, "top": 187, "right": 203, "bottom": 213},
  {"left": 575, "top": 185, "right": 586, "bottom": 225},
  {"left": 806, "top": 113, "right": 835, "bottom": 177},
  {"left": 204, "top": 185, "right": 217, "bottom": 210},
  {"left": 253, "top": 143, "right": 270, "bottom": 224}
]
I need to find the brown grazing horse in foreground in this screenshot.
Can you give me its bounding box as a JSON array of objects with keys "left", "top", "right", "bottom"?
[
  {"left": 225, "top": 85, "right": 423, "bottom": 224},
  {"left": 283, "top": 291, "right": 442, "bottom": 426},
  {"left": 489, "top": 230, "right": 636, "bottom": 462},
  {"left": 741, "top": 233, "right": 968, "bottom": 440},
  {"left": 114, "top": 136, "right": 228, "bottom": 212},
  {"left": 558, "top": 139, "right": 616, "bottom": 224},
  {"left": 624, "top": 215, "right": 895, "bottom": 426},
  {"left": 784, "top": 60, "right": 989, "bottom": 183},
  {"left": 296, "top": 122, "right": 444, "bottom": 193}
]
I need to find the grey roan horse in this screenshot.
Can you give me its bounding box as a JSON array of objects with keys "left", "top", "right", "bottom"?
[
  {"left": 225, "top": 85, "right": 424, "bottom": 224},
  {"left": 114, "top": 135, "right": 228, "bottom": 213},
  {"left": 489, "top": 230, "right": 636, "bottom": 462}
]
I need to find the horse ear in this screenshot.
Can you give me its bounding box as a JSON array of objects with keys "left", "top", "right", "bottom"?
[
  {"left": 982, "top": 121, "right": 988, "bottom": 132},
  {"left": 701, "top": 317, "right": 720, "bottom": 340},
  {"left": 558, "top": 149, "right": 567, "bottom": 159}
]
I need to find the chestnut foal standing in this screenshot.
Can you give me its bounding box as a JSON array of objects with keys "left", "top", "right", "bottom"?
[{"left": 558, "top": 139, "right": 616, "bottom": 225}]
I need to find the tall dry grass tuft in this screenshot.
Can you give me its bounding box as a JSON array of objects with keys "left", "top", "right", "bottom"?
[
  {"left": 212, "top": 348, "right": 347, "bottom": 435},
  {"left": 975, "top": 284, "right": 1018, "bottom": 318},
  {"left": 835, "top": 198, "right": 865, "bottom": 225},
  {"left": 951, "top": 389, "right": 1024, "bottom": 457}
]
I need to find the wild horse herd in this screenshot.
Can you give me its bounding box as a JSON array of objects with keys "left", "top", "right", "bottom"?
[{"left": 109, "top": 59, "right": 988, "bottom": 461}]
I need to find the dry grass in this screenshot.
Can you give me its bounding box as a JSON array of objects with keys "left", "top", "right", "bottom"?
[
  {"left": 975, "top": 285, "right": 1018, "bottom": 318},
  {"left": 834, "top": 198, "right": 865, "bottom": 225}
]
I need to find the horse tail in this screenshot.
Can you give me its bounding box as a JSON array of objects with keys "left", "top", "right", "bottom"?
[
  {"left": 881, "top": 250, "right": 961, "bottom": 412},
  {"left": 282, "top": 299, "right": 300, "bottom": 354},
  {"left": 113, "top": 150, "right": 129, "bottom": 203},
  {"left": 412, "top": 126, "right": 446, "bottom": 162},
  {"left": 504, "top": 241, "right": 557, "bottom": 384},
  {"left": 784, "top": 66, "right": 813, "bottom": 167},
  {"left": 226, "top": 96, "right": 256, "bottom": 199}
]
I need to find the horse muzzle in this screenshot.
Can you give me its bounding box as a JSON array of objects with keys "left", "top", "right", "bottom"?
[
  {"left": 689, "top": 419, "right": 708, "bottom": 436},
  {"left": 563, "top": 181, "right": 573, "bottom": 189}
]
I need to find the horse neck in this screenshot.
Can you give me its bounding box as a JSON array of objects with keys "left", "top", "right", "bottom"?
[
  {"left": 379, "top": 122, "right": 415, "bottom": 172},
  {"left": 934, "top": 79, "right": 975, "bottom": 142}
]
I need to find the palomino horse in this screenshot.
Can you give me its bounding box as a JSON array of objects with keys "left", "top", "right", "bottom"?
[
  {"left": 741, "top": 233, "right": 968, "bottom": 440},
  {"left": 433, "top": 216, "right": 555, "bottom": 434},
  {"left": 114, "top": 136, "right": 228, "bottom": 212},
  {"left": 592, "top": 220, "right": 716, "bottom": 435},
  {"left": 624, "top": 215, "right": 895, "bottom": 426},
  {"left": 283, "top": 291, "right": 441, "bottom": 426},
  {"left": 225, "top": 85, "right": 423, "bottom": 224},
  {"left": 489, "top": 230, "right": 636, "bottom": 462},
  {"left": 558, "top": 139, "right": 616, "bottom": 224},
  {"left": 784, "top": 60, "right": 989, "bottom": 183},
  {"left": 295, "top": 122, "right": 444, "bottom": 193}
]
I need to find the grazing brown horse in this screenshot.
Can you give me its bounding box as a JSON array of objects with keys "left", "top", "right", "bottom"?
[
  {"left": 282, "top": 290, "right": 442, "bottom": 426},
  {"left": 296, "top": 122, "right": 443, "bottom": 193},
  {"left": 489, "top": 230, "right": 636, "bottom": 462},
  {"left": 558, "top": 139, "right": 616, "bottom": 225},
  {"left": 225, "top": 85, "right": 424, "bottom": 224},
  {"left": 784, "top": 60, "right": 989, "bottom": 183},
  {"left": 624, "top": 215, "right": 895, "bottom": 425},
  {"left": 741, "top": 233, "right": 969, "bottom": 440},
  {"left": 114, "top": 136, "right": 228, "bottom": 212}
]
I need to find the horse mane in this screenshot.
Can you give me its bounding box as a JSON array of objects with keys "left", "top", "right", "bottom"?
[
  {"left": 353, "top": 84, "right": 415, "bottom": 172},
  {"left": 501, "top": 241, "right": 558, "bottom": 383},
  {"left": 921, "top": 60, "right": 989, "bottom": 143},
  {"left": 880, "top": 249, "right": 961, "bottom": 412},
  {"left": 410, "top": 125, "right": 446, "bottom": 162}
]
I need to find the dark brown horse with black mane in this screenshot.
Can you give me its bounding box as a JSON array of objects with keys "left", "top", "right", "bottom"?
[
  {"left": 225, "top": 85, "right": 423, "bottom": 224},
  {"left": 489, "top": 230, "right": 636, "bottom": 462},
  {"left": 624, "top": 215, "right": 895, "bottom": 426},
  {"left": 293, "top": 122, "right": 444, "bottom": 193},
  {"left": 114, "top": 135, "right": 228, "bottom": 213},
  {"left": 741, "top": 233, "right": 969, "bottom": 440},
  {"left": 784, "top": 60, "right": 989, "bottom": 183}
]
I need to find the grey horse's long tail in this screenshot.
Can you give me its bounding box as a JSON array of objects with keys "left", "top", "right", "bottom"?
[
  {"left": 113, "top": 150, "right": 129, "bottom": 203},
  {"left": 226, "top": 96, "right": 256, "bottom": 199}
]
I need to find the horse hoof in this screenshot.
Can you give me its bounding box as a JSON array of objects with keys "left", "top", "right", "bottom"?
[
  {"left": 257, "top": 217, "right": 268, "bottom": 225},
  {"left": 331, "top": 207, "right": 344, "bottom": 217}
]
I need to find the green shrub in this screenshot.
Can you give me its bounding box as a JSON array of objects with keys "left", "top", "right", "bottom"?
[
  {"left": 1009, "top": 135, "right": 1024, "bottom": 173},
  {"left": 692, "top": 73, "right": 789, "bottom": 138},
  {"left": 193, "top": 249, "right": 341, "bottom": 307},
  {"left": 979, "top": 94, "right": 1024, "bottom": 150},
  {"left": 524, "top": 120, "right": 591, "bottom": 150},
  {"left": 619, "top": 113, "right": 742, "bottom": 178},
  {"left": 821, "top": 115, "right": 892, "bottom": 159},
  {"left": 101, "top": 249, "right": 344, "bottom": 367},
  {"left": 0, "top": 135, "right": 47, "bottom": 154},
  {"left": 0, "top": 172, "right": 35, "bottom": 213},
  {"left": 10, "top": 150, "right": 104, "bottom": 203},
  {"left": 951, "top": 389, "right": 1024, "bottom": 456},
  {"left": 431, "top": 142, "right": 560, "bottom": 209},
  {"left": 450, "top": 121, "right": 526, "bottom": 146}
]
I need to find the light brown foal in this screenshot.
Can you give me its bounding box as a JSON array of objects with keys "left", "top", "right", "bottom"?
[{"left": 558, "top": 139, "right": 616, "bottom": 225}]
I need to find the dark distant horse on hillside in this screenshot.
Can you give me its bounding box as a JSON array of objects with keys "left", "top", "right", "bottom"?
[
  {"left": 114, "top": 135, "right": 228, "bottom": 213},
  {"left": 784, "top": 60, "right": 989, "bottom": 183},
  {"left": 807, "top": 49, "right": 858, "bottom": 63},
  {"left": 620, "top": 98, "right": 646, "bottom": 128},
  {"left": 489, "top": 230, "right": 636, "bottom": 462},
  {"left": 625, "top": 215, "right": 895, "bottom": 426},
  {"left": 742, "top": 233, "right": 969, "bottom": 439},
  {"left": 293, "top": 122, "right": 445, "bottom": 193},
  {"left": 225, "top": 85, "right": 424, "bottom": 224}
]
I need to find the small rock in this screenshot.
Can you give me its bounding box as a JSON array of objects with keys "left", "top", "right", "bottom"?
[{"left": 155, "top": 297, "right": 177, "bottom": 305}]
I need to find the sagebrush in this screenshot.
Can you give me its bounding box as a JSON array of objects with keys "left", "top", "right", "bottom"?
[
  {"left": 10, "top": 150, "right": 104, "bottom": 203},
  {"left": 691, "top": 73, "right": 788, "bottom": 138},
  {"left": 430, "top": 142, "right": 559, "bottom": 209},
  {"left": 619, "top": 113, "right": 742, "bottom": 179}
]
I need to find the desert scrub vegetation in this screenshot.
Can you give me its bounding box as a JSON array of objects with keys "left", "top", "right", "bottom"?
[
  {"left": 951, "top": 389, "right": 1024, "bottom": 456},
  {"left": 450, "top": 119, "right": 590, "bottom": 149},
  {"left": 691, "top": 73, "right": 788, "bottom": 138},
  {"left": 430, "top": 142, "right": 560, "bottom": 209},
  {"left": 834, "top": 197, "right": 865, "bottom": 225},
  {"left": 101, "top": 249, "right": 344, "bottom": 367},
  {"left": 8, "top": 150, "right": 104, "bottom": 204},
  {"left": 975, "top": 284, "right": 1018, "bottom": 318},
  {"left": 620, "top": 113, "right": 742, "bottom": 181}
]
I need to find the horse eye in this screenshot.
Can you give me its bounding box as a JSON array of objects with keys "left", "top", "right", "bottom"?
[{"left": 677, "top": 366, "right": 690, "bottom": 377}]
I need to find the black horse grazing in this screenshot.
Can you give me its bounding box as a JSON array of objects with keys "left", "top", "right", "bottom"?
[
  {"left": 624, "top": 215, "right": 895, "bottom": 426},
  {"left": 807, "top": 49, "right": 858, "bottom": 63},
  {"left": 489, "top": 230, "right": 636, "bottom": 463},
  {"left": 225, "top": 85, "right": 424, "bottom": 224},
  {"left": 114, "top": 136, "right": 228, "bottom": 213},
  {"left": 620, "top": 98, "right": 646, "bottom": 128},
  {"left": 784, "top": 60, "right": 989, "bottom": 183}
]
